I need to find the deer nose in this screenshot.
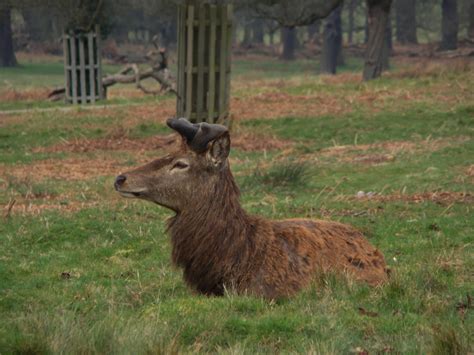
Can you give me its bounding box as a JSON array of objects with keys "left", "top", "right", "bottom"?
[{"left": 114, "top": 175, "right": 127, "bottom": 190}]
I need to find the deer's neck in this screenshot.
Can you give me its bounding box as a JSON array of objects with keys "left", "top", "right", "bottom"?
[{"left": 167, "top": 167, "right": 262, "bottom": 295}]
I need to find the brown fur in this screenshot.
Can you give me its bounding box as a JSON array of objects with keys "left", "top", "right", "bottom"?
[{"left": 115, "top": 130, "right": 389, "bottom": 300}]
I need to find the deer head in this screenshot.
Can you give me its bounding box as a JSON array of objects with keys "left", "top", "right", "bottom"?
[{"left": 114, "top": 118, "right": 231, "bottom": 212}]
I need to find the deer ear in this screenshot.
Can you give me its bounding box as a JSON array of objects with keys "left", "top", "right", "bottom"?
[{"left": 206, "top": 132, "right": 230, "bottom": 167}]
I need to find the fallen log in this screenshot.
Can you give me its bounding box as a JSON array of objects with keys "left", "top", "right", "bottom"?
[{"left": 48, "top": 47, "right": 177, "bottom": 101}]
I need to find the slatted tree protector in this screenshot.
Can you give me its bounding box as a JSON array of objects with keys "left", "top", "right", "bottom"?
[
  {"left": 176, "top": 2, "right": 233, "bottom": 125},
  {"left": 63, "top": 26, "right": 104, "bottom": 104}
]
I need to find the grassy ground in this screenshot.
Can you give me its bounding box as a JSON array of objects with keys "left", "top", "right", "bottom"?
[{"left": 0, "top": 54, "right": 473, "bottom": 354}]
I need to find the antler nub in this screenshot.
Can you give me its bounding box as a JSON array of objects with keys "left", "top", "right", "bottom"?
[
  {"left": 167, "top": 118, "right": 228, "bottom": 153},
  {"left": 166, "top": 118, "right": 198, "bottom": 143}
]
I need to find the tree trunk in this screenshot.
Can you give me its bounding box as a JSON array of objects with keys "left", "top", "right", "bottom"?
[
  {"left": 242, "top": 24, "right": 252, "bottom": 47},
  {"left": 382, "top": 17, "right": 392, "bottom": 71},
  {"left": 395, "top": 0, "right": 417, "bottom": 44},
  {"left": 253, "top": 20, "right": 264, "bottom": 44},
  {"left": 439, "top": 0, "right": 458, "bottom": 50},
  {"left": 0, "top": 6, "right": 16, "bottom": 67},
  {"left": 363, "top": 0, "right": 392, "bottom": 81},
  {"left": 364, "top": 14, "right": 369, "bottom": 44},
  {"left": 469, "top": 1, "right": 474, "bottom": 39},
  {"left": 348, "top": 0, "right": 357, "bottom": 44},
  {"left": 321, "top": 5, "right": 343, "bottom": 74},
  {"left": 280, "top": 26, "right": 297, "bottom": 60}
]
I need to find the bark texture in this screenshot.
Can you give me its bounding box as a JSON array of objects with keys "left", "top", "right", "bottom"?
[
  {"left": 382, "top": 18, "right": 392, "bottom": 71},
  {"left": 0, "top": 6, "right": 17, "bottom": 67},
  {"left": 440, "top": 0, "right": 458, "bottom": 51},
  {"left": 281, "top": 26, "right": 297, "bottom": 60},
  {"left": 469, "top": 1, "right": 474, "bottom": 39},
  {"left": 363, "top": 0, "right": 392, "bottom": 81},
  {"left": 321, "top": 5, "right": 343, "bottom": 74}
]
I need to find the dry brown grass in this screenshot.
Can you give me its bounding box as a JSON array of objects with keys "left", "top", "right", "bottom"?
[
  {"left": 0, "top": 157, "right": 123, "bottom": 182},
  {"left": 5, "top": 199, "right": 120, "bottom": 216},
  {"left": 389, "top": 57, "right": 474, "bottom": 79},
  {"left": 34, "top": 129, "right": 293, "bottom": 154},
  {"left": 319, "top": 73, "right": 362, "bottom": 85},
  {"left": 356, "top": 191, "right": 473, "bottom": 205},
  {"left": 231, "top": 91, "right": 352, "bottom": 120},
  {"left": 15, "top": 51, "right": 62, "bottom": 63},
  {"left": 466, "top": 165, "right": 474, "bottom": 177},
  {"left": 33, "top": 134, "right": 178, "bottom": 154},
  {"left": 0, "top": 88, "right": 50, "bottom": 103},
  {"left": 312, "top": 137, "right": 470, "bottom": 165}
]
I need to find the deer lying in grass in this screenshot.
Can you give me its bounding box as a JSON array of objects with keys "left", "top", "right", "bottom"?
[{"left": 115, "top": 118, "right": 389, "bottom": 299}]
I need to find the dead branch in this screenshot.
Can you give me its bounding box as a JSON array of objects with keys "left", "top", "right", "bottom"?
[{"left": 48, "top": 47, "right": 176, "bottom": 101}]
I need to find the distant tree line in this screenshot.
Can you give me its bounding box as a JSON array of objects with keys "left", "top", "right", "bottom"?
[{"left": 1, "top": 0, "right": 474, "bottom": 78}]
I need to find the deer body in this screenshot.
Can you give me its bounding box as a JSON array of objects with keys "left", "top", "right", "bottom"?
[{"left": 115, "top": 119, "right": 388, "bottom": 299}]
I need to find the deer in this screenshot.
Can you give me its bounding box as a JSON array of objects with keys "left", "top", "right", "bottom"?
[{"left": 114, "top": 118, "right": 389, "bottom": 300}]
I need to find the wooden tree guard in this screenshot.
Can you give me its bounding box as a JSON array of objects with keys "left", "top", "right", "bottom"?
[
  {"left": 176, "top": 2, "right": 233, "bottom": 125},
  {"left": 63, "top": 26, "right": 104, "bottom": 104}
]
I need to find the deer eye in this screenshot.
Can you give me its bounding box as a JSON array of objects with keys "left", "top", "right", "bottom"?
[{"left": 171, "top": 160, "right": 189, "bottom": 170}]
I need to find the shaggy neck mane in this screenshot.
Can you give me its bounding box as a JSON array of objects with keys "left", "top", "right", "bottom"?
[{"left": 167, "top": 165, "right": 263, "bottom": 295}]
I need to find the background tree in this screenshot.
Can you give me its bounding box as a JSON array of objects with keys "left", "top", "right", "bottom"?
[
  {"left": 321, "top": 5, "right": 342, "bottom": 74},
  {"left": 55, "top": 0, "right": 114, "bottom": 35},
  {"left": 363, "top": 0, "right": 392, "bottom": 81},
  {"left": 21, "top": 6, "right": 59, "bottom": 43},
  {"left": 264, "top": 19, "right": 280, "bottom": 45},
  {"left": 254, "top": 0, "right": 342, "bottom": 27},
  {"left": 307, "top": 21, "right": 321, "bottom": 44},
  {"left": 252, "top": 19, "right": 265, "bottom": 44},
  {"left": 253, "top": 0, "right": 341, "bottom": 61},
  {"left": 254, "top": 0, "right": 393, "bottom": 80},
  {"left": 347, "top": 0, "right": 358, "bottom": 44},
  {"left": 280, "top": 26, "right": 297, "bottom": 60},
  {"left": 382, "top": 16, "right": 392, "bottom": 70},
  {"left": 439, "top": 0, "right": 458, "bottom": 50},
  {"left": 395, "top": 0, "right": 417, "bottom": 44},
  {"left": 469, "top": 0, "right": 474, "bottom": 39},
  {"left": 0, "top": 4, "right": 16, "bottom": 67}
]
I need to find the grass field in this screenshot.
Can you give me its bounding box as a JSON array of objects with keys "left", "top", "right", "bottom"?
[{"left": 0, "top": 54, "right": 473, "bottom": 354}]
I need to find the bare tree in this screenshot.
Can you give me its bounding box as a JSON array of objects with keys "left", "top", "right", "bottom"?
[
  {"left": 254, "top": 0, "right": 342, "bottom": 27},
  {"left": 348, "top": 0, "right": 357, "bottom": 44},
  {"left": 363, "top": 0, "right": 392, "bottom": 81},
  {"left": 253, "top": 0, "right": 392, "bottom": 80},
  {"left": 252, "top": 18, "right": 265, "bottom": 44},
  {"left": 321, "top": 5, "right": 342, "bottom": 74},
  {"left": 440, "top": 0, "right": 458, "bottom": 50},
  {"left": 469, "top": 0, "right": 474, "bottom": 39},
  {"left": 0, "top": 3, "right": 17, "bottom": 67},
  {"left": 265, "top": 19, "right": 280, "bottom": 45},
  {"left": 280, "top": 26, "right": 297, "bottom": 59},
  {"left": 395, "top": 0, "right": 417, "bottom": 44}
]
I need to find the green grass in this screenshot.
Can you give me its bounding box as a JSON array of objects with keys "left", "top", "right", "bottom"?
[
  {"left": 0, "top": 61, "right": 122, "bottom": 89},
  {"left": 0, "top": 57, "right": 473, "bottom": 353},
  {"left": 0, "top": 59, "right": 163, "bottom": 111},
  {"left": 0, "top": 56, "right": 363, "bottom": 110},
  {"left": 243, "top": 105, "right": 474, "bottom": 147}
]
